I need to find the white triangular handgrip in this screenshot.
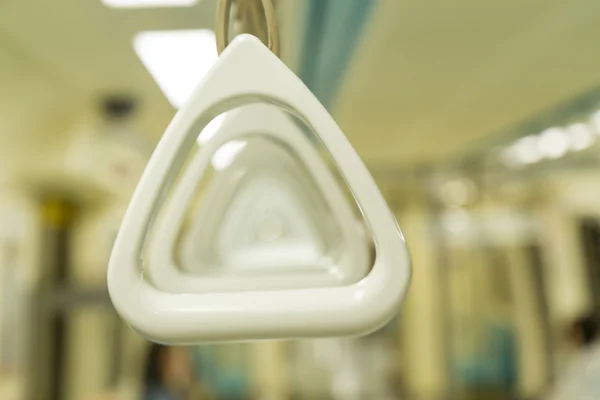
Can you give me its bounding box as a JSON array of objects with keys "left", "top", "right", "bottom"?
[
  {"left": 147, "top": 103, "right": 370, "bottom": 293},
  {"left": 108, "top": 34, "right": 411, "bottom": 343}
]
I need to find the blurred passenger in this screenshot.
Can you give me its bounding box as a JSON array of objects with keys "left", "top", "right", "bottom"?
[
  {"left": 143, "top": 344, "right": 201, "bottom": 400},
  {"left": 546, "top": 314, "right": 600, "bottom": 400}
]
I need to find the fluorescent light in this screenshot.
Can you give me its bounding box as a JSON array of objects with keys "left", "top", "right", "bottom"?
[
  {"left": 566, "top": 123, "right": 594, "bottom": 151},
  {"left": 538, "top": 127, "right": 569, "bottom": 159},
  {"left": 102, "top": 0, "right": 197, "bottom": 8},
  {"left": 133, "top": 29, "right": 217, "bottom": 108},
  {"left": 513, "top": 135, "right": 541, "bottom": 164}
]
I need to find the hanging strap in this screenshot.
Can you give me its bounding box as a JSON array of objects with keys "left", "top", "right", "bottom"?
[{"left": 216, "top": 0, "right": 280, "bottom": 57}]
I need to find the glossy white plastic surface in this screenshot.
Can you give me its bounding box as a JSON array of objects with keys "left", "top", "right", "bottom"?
[
  {"left": 107, "top": 34, "right": 411, "bottom": 344},
  {"left": 147, "top": 104, "right": 370, "bottom": 293}
]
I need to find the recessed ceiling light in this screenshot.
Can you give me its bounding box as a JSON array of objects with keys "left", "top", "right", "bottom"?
[
  {"left": 566, "top": 123, "right": 594, "bottom": 151},
  {"left": 537, "top": 127, "right": 569, "bottom": 159},
  {"left": 101, "top": 0, "right": 197, "bottom": 8},
  {"left": 133, "top": 29, "right": 218, "bottom": 109},
  {"left": 513, "top": 135, "right": 541, "bottom": 164}
]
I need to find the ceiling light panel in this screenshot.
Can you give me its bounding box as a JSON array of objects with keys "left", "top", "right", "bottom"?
[{"left": 133, "top": 29, "right": 218, "bottom": 109}]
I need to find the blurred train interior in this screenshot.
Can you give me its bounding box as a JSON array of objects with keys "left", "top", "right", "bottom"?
[{"left": 1, "top": 0, "right": 600, "bottom": 399}]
